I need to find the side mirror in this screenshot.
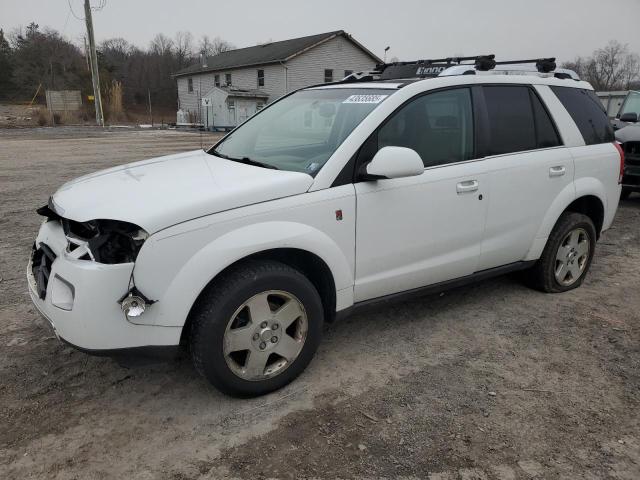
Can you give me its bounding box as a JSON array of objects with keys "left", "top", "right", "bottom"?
[
  {"left": 620, "top": 112, "right": 638, "bottom": 123},
  {"left": 364, "top": 146, "right": 424, "bottom": 180}
]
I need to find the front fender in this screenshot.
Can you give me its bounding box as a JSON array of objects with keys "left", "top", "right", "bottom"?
[{"left": 134, "top": 221, "right": 354, "bottom": 327}]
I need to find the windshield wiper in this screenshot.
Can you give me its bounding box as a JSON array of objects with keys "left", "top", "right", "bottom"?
[{"left": 212, "top": 149, "right": 279, "bottom": 170}]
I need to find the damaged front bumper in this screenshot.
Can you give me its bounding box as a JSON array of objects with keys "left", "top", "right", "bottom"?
[{"left": 27, "top": 218, "right": 181, "bottom": 353}]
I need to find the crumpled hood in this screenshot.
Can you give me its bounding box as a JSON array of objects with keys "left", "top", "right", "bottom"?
[{"left": 51, "top": 150, "right": 314, "bottom": 233}]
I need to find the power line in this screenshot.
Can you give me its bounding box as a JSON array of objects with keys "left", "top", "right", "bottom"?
[
  {"left": 68, "top": 0, "right": 107, "bottom": 20},
  {"left": 67, "top": 0, "right": 84, "bottom": 21}
]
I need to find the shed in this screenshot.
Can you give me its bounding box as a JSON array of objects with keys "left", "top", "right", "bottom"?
[{"left": 201, "top": 86, "right": 269, "bottom": 130}]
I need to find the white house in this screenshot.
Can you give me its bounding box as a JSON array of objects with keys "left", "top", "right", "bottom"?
[{"left": 173, "top": 30, "right": 381, "bottom": 129}]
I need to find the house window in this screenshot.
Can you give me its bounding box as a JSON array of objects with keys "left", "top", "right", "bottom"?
[
  {"left": 257, "top": 69, "right": 265, "bottom": 87},
  {"left": 324, "top": 69, "right": 333, "bottom": 83},
  {"left": 226, "top": 73, "right": 232, "bottom": 86},
  {"left": 257, "top": 101, "right": 265, "bottom": 110},
  {"left": 227, "top": 98, "right": 235, "bottom": 108},
  {"left": 214, "top": 74, "right": 220, "bottom": 87},
  {"left": 344, "top": 70, "right": 353, "bottom": 78},
  {"left": 187, "top": 78, "right": 193, "bottom": 93}
]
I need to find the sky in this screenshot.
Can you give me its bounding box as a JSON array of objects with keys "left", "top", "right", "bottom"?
[{"left": 1, "top": 0, "right": 639, "bottom": 64}]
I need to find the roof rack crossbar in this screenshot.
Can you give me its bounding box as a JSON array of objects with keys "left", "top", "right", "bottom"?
[{"left": 492, "top": 57, "right": 557, "bottom": 73}]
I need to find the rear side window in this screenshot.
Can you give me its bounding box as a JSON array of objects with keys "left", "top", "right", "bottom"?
[
  {"left": 378, "top": 87, "right": 474, "bottom": 167},
  {"left": 483, "top": 86, "right": 537, "bottom": 155},
  {"left": 551, "top": 86, "right": 614, "bottom": 145},
  {"left": 530, "top": 90, "right": 562, "bottom": 148}
]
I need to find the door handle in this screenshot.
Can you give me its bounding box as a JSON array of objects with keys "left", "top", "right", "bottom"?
[
  {"left": 549, "top": 166, "right": 566, "bottom": 177},
  {"left": 456, "top": 180, "right": 479, "bottom": 194}
]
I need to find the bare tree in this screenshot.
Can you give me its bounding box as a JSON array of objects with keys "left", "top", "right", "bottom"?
[
  {"left": 174, "top": 31, "right": 194, "bottom": 68},
  {"left": 199, "top": 35, "right": 234, "bottom": 57},
  {"left": 150, "top": 33, "right": 174, "bottom": 57},
  {"left": 563, "top": 40, "right": 640, "bottom": 91}
]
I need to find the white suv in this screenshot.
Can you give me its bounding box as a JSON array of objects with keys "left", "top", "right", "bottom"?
[{"left": 28, "top": 56, "right": 623, "bottom": 396}]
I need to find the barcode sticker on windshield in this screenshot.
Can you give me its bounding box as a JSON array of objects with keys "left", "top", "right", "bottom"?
[{"left": 343, "top": 94, "right": 388, "bottom": 104}]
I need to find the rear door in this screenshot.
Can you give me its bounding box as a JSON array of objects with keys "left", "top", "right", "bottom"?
[{"left": 475, "top": 84, "right": 575, "bottom": 271}]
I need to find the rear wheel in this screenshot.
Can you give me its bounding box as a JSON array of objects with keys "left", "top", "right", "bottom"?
[
  {"left": 190, "top": 260, "right": 324, "bottom": 397},
  {"left": 525, "top": 212, "right": 596, "bottom": 293}
]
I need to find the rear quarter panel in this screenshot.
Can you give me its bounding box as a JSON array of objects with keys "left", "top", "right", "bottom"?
[{"left": 571, "top": 143, "right": 621, "bottom": 231}]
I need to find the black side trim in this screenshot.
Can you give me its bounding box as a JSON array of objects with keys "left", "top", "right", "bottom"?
[
  {"left": 59, "top": 336, "right": 181, "bottom": 361},
  {"left": 335, "top": 260, "right": 536, "bottom": 321}
]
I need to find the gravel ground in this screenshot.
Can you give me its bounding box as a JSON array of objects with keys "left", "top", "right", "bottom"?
[{"left": 0, "top": 127, "right": 639, "bottom": 480}]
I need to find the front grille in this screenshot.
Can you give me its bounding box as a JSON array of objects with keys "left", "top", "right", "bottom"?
[
  {"left": 31, "top": 243, "right": 56, "bottom": 300},
  {"left": 624, "top": 141, "right": 640, "bottom": 167}
]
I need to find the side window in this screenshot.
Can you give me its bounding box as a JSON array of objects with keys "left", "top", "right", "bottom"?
[
  {"left": 550, "top": 86, "right": 614, "bottom": 145},
  {"left": 483, "top": 86, "right": 536, "bottom": 155},
  {"left": 529, "top": 89, "right": 562, "bottom": 148},
  {"left": 187, "top": 78, "right": 193, "bottom": 93},
  {"left": 257, "top": 69, "right": 265, "bottom": 87},
  {"left": 377, "top": 88, "right": 474, "bottom": 167},
  {"left": 214, "top": 74, "right": 220, "bottom": 87}
]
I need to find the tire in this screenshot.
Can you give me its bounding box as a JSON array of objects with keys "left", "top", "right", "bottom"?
[
  {"left": 189, "top": 260, "right": 324, "bottom": 397},
  {"left": 525, "top": 212, "right": 596, "bottom": 293},
  {"left": 621, "top": 188, "right": 632, "bottom": 200}
]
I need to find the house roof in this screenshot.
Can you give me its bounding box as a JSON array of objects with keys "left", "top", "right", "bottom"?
[{"left": 173, "top": 30, "right": 381, "bottom": 77}]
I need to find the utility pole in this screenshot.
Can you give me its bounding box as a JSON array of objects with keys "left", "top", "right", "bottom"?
[{"left": 84, "top": 0, "right": 104, "bottom": 126}]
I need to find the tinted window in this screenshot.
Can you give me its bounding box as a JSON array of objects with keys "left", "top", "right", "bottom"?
[
  {"left": 378, "top": 88, "right": 474, "bottom": 167},
  {"left": 483, "top": 86, "right": 537, "bottom": 155},
  {"left": 530, "top": 89, "right": 562, "bottom": 148},
  {"left": 551, "top": 86, "right": 614, "bottom": 145}
]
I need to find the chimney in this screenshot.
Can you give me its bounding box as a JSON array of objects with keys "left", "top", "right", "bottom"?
[{"left": 200, "top": 51, "right": 208, "bottom": 69}]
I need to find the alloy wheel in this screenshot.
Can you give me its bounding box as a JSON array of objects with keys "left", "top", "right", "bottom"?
[
  {"left": 554, "top": 227, "right": 590, "bottom": 286},
  {"left": 223, "top": 290, "right": 308, "bottom": 381}
]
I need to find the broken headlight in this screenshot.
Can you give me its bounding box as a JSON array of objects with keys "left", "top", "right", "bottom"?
[
  {"left": 79, "top": 219, "right": 148, "bottom": 264},
  {"left": 37, "top": 204, "right": 148, "bottom": 264}
]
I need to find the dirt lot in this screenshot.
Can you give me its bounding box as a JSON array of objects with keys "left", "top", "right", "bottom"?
[{"left": 0, "top": 127, "right": 639, "bottom": 480}]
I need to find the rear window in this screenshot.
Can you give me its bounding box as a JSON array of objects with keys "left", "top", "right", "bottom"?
[{"left": 551, "top": 86, "right": 614, "bottom": 145}]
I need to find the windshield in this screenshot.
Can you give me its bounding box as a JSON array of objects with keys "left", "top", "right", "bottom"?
[
  {"left": 620, "top": 91, "right": 640, "bottom": 118},
  {"left": 209, "top": 88, "right": 393, "bottom": 175}
]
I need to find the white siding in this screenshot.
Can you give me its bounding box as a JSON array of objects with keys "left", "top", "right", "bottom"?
[
  {"left": 177, "top": 64, "right": 285, "bottom": 121},
  {"left": 286, "top": 36, "right": 378, "bottom": 91},
  {"left": 175, "top": 35, "right": 379, "bottom": 121}
]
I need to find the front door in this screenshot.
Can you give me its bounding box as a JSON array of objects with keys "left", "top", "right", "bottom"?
[{"left": 354, "top": 87, "right": 489, "bottom": 302}]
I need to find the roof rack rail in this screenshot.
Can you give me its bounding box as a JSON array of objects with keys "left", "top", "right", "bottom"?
[{"left": 339, "top": 55, "right": 577, "bottom": 84}]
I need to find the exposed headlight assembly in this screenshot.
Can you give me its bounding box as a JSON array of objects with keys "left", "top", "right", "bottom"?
[
  {"left": 37, "top": 204, "right": 148, "bottom": 264},
  {"left": 79, "top": 219, "right": 148, "bottom": 264}
]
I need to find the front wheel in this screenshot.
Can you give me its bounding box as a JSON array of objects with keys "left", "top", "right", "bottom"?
[
  {"left": 525, "top": 212, "right": 596, "bottom": 293},
  {"left": 189, "top": 260, "right": 324, "bottom": 397}
]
